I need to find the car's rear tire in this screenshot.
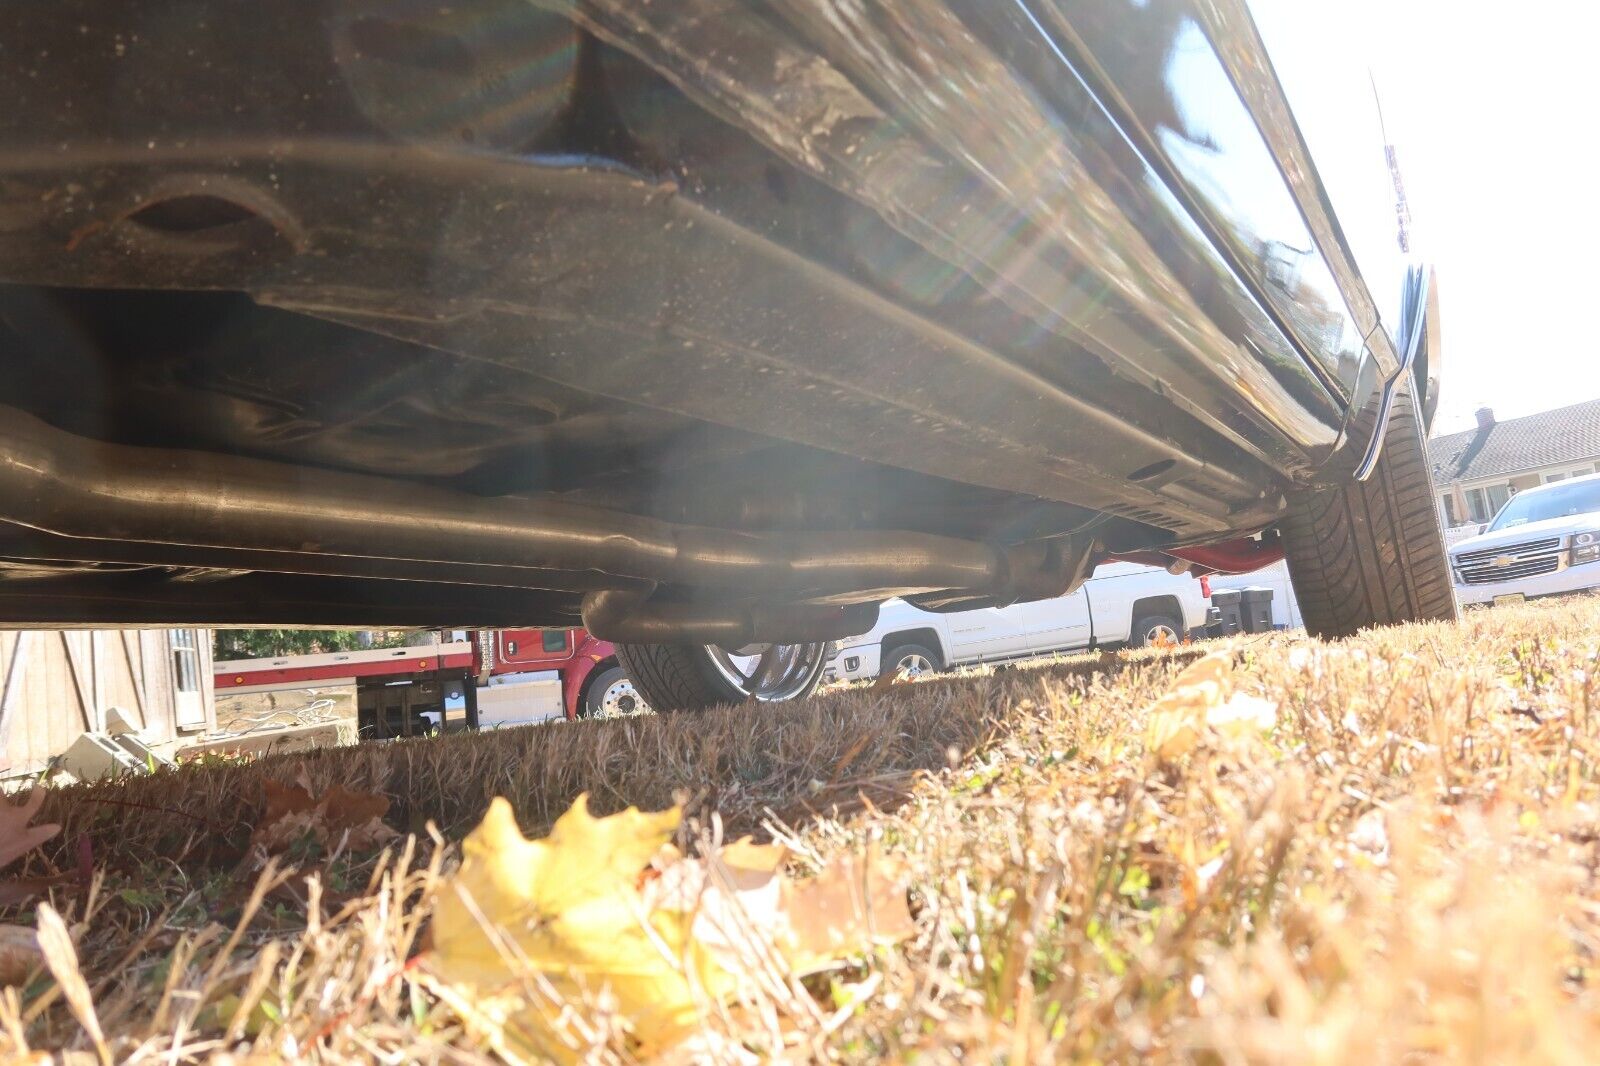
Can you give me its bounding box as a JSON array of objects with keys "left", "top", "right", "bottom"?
[
  {"left": 1283, "top": 377, "right": 1457, "bottom": 638},
  {"left": 613, "top": 641, "right": 830, "bottom": 712},
  {"left": 1129, "top": 612, "right": 1184, "bottom": 648},
  {"left": 879, "top": 641, "right": 943, "bottom": 679}
]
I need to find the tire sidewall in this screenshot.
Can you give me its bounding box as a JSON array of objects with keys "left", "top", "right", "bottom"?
[
  {"left": 1282, "top": 374, "right": 1458, "bottom": 638},
  {"left": 613, "top": 641, "right": 830, "bottom": 712},
  {"left": 582, "top": 664, "right": 635, "bottom": 718},
  {"left": 1129, "top": 613, "right": 1183, "bottom": 648},
  {"left": 880, "top": 642, "right": 943, "bottom": 678}
]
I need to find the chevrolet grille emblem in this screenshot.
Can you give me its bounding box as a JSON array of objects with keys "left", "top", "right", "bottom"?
[{"left": 1492, "top": 555, "right": 1516, "bottom": 568}]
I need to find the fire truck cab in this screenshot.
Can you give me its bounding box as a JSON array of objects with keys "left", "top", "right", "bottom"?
[
  {"left": 470, "top": 628, "right": 634, "bottom": 730},
  {"left": 213, "top": 628, "right": 634, "bottom": 739}
]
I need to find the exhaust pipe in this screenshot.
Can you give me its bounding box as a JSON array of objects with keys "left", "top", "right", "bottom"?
[
  {"left": 0, "top": 406, "right": 1073, "bottom": 603},
  {"left": 580, "top": 588, "right": 877, "bottom": 645}
]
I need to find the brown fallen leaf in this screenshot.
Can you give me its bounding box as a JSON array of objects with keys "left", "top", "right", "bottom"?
[
  {"left": 252, "top": 809, "right": 323, "bottom": 854},
  {"left": 0, "top": 789, "right": 60, "bottom": 871},
  {"left": 341, "top": 818, "right": 398, "bottom": 854},
  {"left": 0, "top": 875, "right": 74, "bottom": 908},
  {"left": 259, "top": 778, "right": 316, "bottom": 825},
  {"left": 781, "top": 849, "right": 917, "bottom": 972},
  {"left": 0, "top": 923, "right": 42, "bottom": 986},
  {"left": 320, "top": 785, "right": 391, "bottom": 833},
  {"left": 251, "top": 779, "right": 397, "bottom": 855}
]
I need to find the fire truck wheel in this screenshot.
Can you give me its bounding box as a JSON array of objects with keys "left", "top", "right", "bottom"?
[
  {"left": 614, "top": 641, "right": 830, "bottom": 712},
  {"left": 581, "top": 664, "right": 648, "bottom": 718}
]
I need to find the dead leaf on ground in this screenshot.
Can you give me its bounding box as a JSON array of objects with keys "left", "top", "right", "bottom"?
[
  {"left": 0, "top": 788, "right": 63, "bottom": 906},
  {"left": 252, "top": 779, "right": 397, "bottom": 855},
  {"left": 0, "top": 789, "right": 61, "bottom": 871},
  {"left": 427, "top": 793, "right": 914, "bottom": 1061},
  {"left": 0, "top": 923, "right": 42, "bottom": 986},
  {"left": 1143, "top": 650, "right": 1278, "bottom": 762},
  {"left": 259, "top": 776, "right": 316, "bottom": 826},
  {"left": 0, "top": 874, "right": 74, "bottom": 908}
]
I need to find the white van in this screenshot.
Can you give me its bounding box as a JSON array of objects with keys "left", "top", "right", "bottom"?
[{"left": 826, "top": 562, "right": 1215, "bottom": 682}]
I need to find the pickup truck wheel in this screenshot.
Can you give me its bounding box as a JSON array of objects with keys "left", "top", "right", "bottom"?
[
  {"left": 880, "top": 642, "right": 943, "bottom": 679},
  {"left": 612, "top": 641, "right": 830, "bottom": 712},
  {"left": 1130, "top": 614, "right": 1184, "bottom": 648},
  {"left": 1283, "top": 377, "right": 1458, "bottom": 638},
  {"left": 581, "top": 664, "right": 648, "bottom": 718}
]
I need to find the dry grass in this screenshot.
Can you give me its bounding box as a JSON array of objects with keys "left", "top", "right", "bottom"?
[{"left": 5, "top": 597, "right": 1600, "bottom": 1062}]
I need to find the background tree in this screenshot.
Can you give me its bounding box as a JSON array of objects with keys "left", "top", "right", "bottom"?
[{"left": 211, "top": 629, "right": 407, "bottom": 660}]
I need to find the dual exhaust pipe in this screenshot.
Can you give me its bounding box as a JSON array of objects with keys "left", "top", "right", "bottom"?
[{"left": 0, "top": 407, "right": 1084, "bottom": 643}]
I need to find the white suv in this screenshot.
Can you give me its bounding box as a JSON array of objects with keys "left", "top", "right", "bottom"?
[
  {"left": 1449, "top": 472, "right": 1600, "bottom": 606},
  {"left": 826, "top": 562, "right": 1215, "bottom": 682}
]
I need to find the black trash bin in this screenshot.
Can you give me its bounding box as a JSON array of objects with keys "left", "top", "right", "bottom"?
[
  {"left": 1239, "top": 587, "right": 1275, "bottom": 633},
  {"left": 1209, "top": 589, "right": 1243, "bottom": 637}
]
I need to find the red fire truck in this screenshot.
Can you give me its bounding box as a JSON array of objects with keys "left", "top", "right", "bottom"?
[{"left": 213, "top": 629, "right": 641, "bottom": 739}]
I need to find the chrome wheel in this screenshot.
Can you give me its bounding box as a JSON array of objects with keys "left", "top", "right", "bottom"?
[
  {"left": 599, "top": 676, "right": 647, "bottom": 717},
  {"left": 1143, "top": 622, "right": 1179, "bottom": 646},
  {"left": 893, "top": 652, "right": 935, "bottom": 678},
  {"left": 705, "top": 642, "right": 830, "bottom": 702}
]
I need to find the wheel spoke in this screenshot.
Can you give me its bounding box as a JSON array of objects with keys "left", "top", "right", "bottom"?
[
  {"left": 704, "top": 641, "right": 829, "bottom": 702},
  {"left": 748, "top": 644, "right": 785, "bottom": 691}
]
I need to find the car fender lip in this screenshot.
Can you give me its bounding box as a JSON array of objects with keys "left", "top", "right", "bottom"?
[{"left": 1353, "top": 266, "right": 1431, "bottom": 482}]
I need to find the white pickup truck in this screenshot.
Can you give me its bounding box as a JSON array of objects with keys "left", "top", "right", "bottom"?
[
  {"left": 826, "top": 562, "right": 1215, "bottom": 682},
  {"left": 1449, "top": 472, "right": 1600, "bottom": 606}
]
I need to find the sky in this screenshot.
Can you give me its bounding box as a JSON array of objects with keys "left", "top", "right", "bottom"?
[{"left": 1249, "top": 0, "right": 1600, "bottom": 435}]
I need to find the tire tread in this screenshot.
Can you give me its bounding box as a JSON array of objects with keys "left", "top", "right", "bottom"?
[
  {"left": 613, "top": 642, "right": 828, "bottom": 712},
  {"left": 1284, "top": 380, "right": 1457, "bottom": 638},
  {"left": 613, "top": 643, "right": 717, "bottom": 712}
]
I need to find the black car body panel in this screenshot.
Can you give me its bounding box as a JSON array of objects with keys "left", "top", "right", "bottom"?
[{"left": 0, "top": 0, "right": 1412, "bottom": 629}]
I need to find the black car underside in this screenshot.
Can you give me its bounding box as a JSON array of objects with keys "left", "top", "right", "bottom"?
[{"left": 0, "top": 0, "right": 1365, "bottom": 638}]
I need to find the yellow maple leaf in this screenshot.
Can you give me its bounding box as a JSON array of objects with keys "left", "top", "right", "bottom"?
[
  {"left": 428, "top": 794, "right": 913, "bottom": 1061},
  {"left": 429, "top": 795, "right": 699, "bottom": 1060}
]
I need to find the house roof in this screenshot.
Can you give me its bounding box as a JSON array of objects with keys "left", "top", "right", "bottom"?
[{"left": 1429, "top": 399, "right": 1600, "bottom": 485}]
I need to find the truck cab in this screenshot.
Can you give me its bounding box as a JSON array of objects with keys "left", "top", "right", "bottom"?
[
  {"left": 827, "top": 564, "right": 1213, "bottom": 682},
  {"left": 215, "top": 627, "right": 630, "bottom": 739},
  {"left": 478, "top": 628, "right": 632, "bottom": 722}
]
